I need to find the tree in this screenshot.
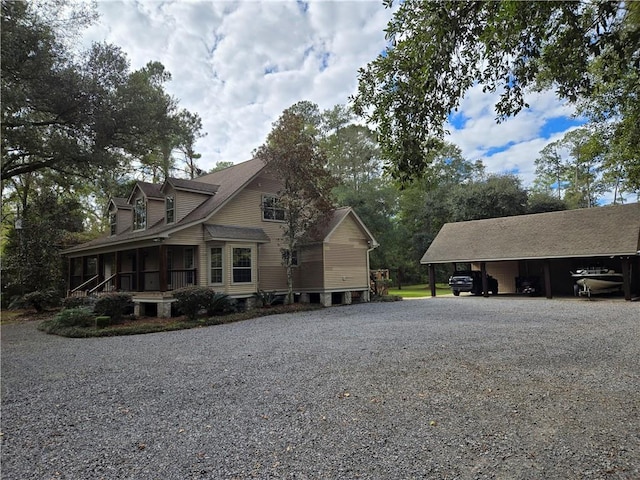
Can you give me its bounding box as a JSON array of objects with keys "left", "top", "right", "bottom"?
[
  {"left": 254, "top": 102, "right": 338, "bottom": 304},
  {"left": 447, "top": 174, "right": 528, "bottom": 222},
  {"left": 353, "top": 1, "right": 640, "bottom": 186},
  {"left": 2, "top": 189, "right": 85, "bottom": 299},
  {"left": 1, "top": 2, "right": 204, "bottom": 185}
]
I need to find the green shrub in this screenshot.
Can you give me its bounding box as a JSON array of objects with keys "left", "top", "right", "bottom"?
[
  {"left": 95, "top": 316, "right": 111, "bottom": 328},
  {"left": 9, "top": 289, "right": 60, "bottom": 312},
  {"left": 253, "top": 290, "right": 281, "bottom": 308},
  {"left": 53, "top": 307, "right": 95, "bottom": 327},
  {"left": 63, "top": 296, "right": 97, "bottom": 310},
  {"left": 206, "top": 292, "right": 235, "bottom": 316},
  {"left": 94, "top": 293, "right": 133, "bottom": 322},
  {"left": 173, "top": 286, "right": 217, "bottom": 320}
]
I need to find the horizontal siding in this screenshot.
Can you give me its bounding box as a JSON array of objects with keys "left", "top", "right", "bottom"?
[
  {"left": 168, "top": 225, "right": 204, "bottom": 245},
  {"left": 258, "top": 265, "right": 288, "bottom": 291},
  {"left": 147, "top": 198, "right": 164, "bottom": 227},
  {"left": 176, "top": 191, "right": 209, "bottom": 222},
  {"left": 323, "top": 215, "right": 370, "bottom": 290}
]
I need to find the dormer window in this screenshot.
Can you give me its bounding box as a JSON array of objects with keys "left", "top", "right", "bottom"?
[
  {"left": 133, "top": 197, "right": 146, "bottom": 230},
  {"left": 166, "top": 195, "right": 175, "bottom": 224},
  {"left": 262, "top": 195, "right": 285, "bottom": 221},
  {"left": 109, "top": 213, "right": 117, "bottom": 236}
]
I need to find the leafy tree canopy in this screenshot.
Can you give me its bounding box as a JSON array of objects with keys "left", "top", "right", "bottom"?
[
  {"left": 1, "top": 0, "right": 204, "bottom": 185},
  {"left": 354, "top": 0, "right": 640, "bottom": 185}
]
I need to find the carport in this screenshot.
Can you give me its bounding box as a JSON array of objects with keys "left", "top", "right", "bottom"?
[{"left": 420, "top": 203, "right": 640, "bottom": 300}]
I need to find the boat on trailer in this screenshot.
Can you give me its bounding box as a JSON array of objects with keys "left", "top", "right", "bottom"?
[{"left": 571, "top": 267, "right": 624, "bottom": 297}]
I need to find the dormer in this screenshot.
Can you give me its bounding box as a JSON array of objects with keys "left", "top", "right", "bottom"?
[
  {"left": 161, "top": 178, "right": 219, "bottom": 224},
  {"left": 127, "top": 181, "right": 164, "bottom": 231},
  {"left": 107, "top": 198, "right": 132, "bottom": 236}
]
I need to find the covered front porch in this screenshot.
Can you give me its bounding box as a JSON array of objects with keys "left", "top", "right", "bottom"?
[{"left": 68, "top": 244, "right": 199, "bottom": 297}]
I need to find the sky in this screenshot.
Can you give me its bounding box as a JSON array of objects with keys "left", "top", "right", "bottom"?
[{"left": 79, "top": 0, "right": 583, "bottom": 188}]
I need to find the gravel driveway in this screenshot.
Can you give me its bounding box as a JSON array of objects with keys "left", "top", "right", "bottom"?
[{"left": 2, "top": 297, "right": 639, "bottom": 479}]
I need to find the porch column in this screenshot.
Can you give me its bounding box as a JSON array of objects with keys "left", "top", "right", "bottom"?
[
  {"left": 115, "top": 251, "right": 121, "bottom": 290},
  {"left": 428, "top": 264, "right": 436, "bottom": 297},
  {"left": 136, "top": 248, "right": 142, "bottom": 292},
  {"left": 97, "top": 254, "right": 105, "bottom": 285},
  {"left": 481, "top": 262, "right": 489, "bottom": 298},
  {"left": 543, "top": 261, "right": 552, "bottom": 299},
  {"left": 67, "top": 257, "right": 73, "bottom": 295},
  {"left": 159, "top": 245, "right": 168, "bottom": 292}
]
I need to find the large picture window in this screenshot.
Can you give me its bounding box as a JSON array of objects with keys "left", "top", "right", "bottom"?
[
  {"left": 262, "top": 195, "right": 285, "bottom": 221},
  {"left": 210, "top": 247, "right": 223, "bottom": 284},
  {"left": 232, "top": 247, "right": 252, "bottom": 283},
  {"left": 133, "top": 197, "right": 146, "bottom": 230},
  {"left": 166, "top": 195, "right": 175, "bottom": 224}
]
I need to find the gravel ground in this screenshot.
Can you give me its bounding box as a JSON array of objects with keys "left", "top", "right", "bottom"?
[{"left": 2, "top": 296, "right": 639, "bottom": 479}]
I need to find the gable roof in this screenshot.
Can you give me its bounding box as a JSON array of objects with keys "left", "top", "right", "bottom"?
[
  {"left": 109, "top": 197, "right": 131, "bottom": 210},
  {"left": 310, "top": 207, "right": 379, "bottom": 246},
  {"left": 420, "top": 203, "right": 640, "bottom": 264},
  {"left": 128, "top": 181, "right": 163, "bottom": 202},
  {"left": 63, "top": 159, "right": 268, "bottom": 254}
]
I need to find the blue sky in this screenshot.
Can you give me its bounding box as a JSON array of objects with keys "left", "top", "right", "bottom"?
[{"left": 80, "top": 0, "right": 583, "bottom": 188}]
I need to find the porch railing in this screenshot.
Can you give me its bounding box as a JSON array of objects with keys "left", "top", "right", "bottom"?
[
  {"left": 69, "top": 275, "right": 99, "bottom": 297},
  {"left": 68, "top": 269, "right": 198, "bottom": 297}
]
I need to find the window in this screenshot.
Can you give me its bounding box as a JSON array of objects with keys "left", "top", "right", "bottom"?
[
  {"left": 232, "top": 247, "right": 252, "bottom": 283},
  {"left": 166, "top": 195, "right": 175, "bottom": 224},
  {"left": 262, "top": 195, "right": 285, "bottom": 221},
  {"left": 109, "top": 213, "right": 117, "bottom": 236},
  {"left": 210, "top": 247, "right": 223, "bottom": 284},
  {"left": 133, "top": 197, "right": 146, "bottom": 230}
]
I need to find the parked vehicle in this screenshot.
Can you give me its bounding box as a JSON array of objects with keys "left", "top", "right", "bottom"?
[{"left": 448, "top": 271, "right": 498, "bottom": 296}]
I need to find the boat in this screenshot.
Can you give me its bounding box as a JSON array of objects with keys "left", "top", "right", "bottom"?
[{"left": 571, "top": 267, "right": 624, "bottom": 296}]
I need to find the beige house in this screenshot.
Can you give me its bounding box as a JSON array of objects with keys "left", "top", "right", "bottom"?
[
  {"left": 64, "top": 158, "right": 378, "bottom": 316},
  {"left": 420, "top": 203, "right": 640, "bottom": 300}
]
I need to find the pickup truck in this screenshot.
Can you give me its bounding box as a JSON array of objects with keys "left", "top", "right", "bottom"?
[{"left": 448, "top": 271, "right": 498, "bottom": 296}]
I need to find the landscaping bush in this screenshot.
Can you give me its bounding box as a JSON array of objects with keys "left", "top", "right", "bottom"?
[
  {"left": 9, "top": 289, "right": 60, "bottom": 312},
  {"left": 53, "top": 307, "right": 95, "bottom": 327},
  {"left": 63, "top": 296, "right": 97, "bottom": 310},
  {"left": 94, "top": 293, "right": 133, "bottom": 322},
  {"left": 254, "top": 290, "right": 280, "bottom": 308},
  {"left": 173, "top": 286, "right": 217, "bottom": 320},
  {"left": 206, "top": 292, "right": 235, "bottom": 316},
  {"left": 94, "top": 316, "right": 111, "bottom": 328}
]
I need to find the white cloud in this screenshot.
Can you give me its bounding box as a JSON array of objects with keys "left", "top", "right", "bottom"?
[{"left": 81, "top": 0, "right": 583, "bottom": 189}]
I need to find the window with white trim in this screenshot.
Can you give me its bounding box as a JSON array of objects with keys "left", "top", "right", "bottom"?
[
  {"left": 262, "top": 195, "right": 285, "bottom": 221},
  {"left": 210, "top": 247, "right": 223, "bottom": 284},
  {"left": 109, "top": 213, "right": 117, "bottom": 236},
  {"left": 232, "top": 247, "right": 252, "bottom": 283},
  {"left": 133, "top": 197, "right": 146, "bottom": 230},
  {"left": 166, "top": 195, "right": 175, "bottom": 224}
]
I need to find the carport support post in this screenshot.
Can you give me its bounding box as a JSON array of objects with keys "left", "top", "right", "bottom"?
[
  {"left": 543, "top": 261, "right": 552, "bottom": 299},
  {"left": 481, "top": 262, "right": 489, "bottom": 298},
  {"left": 428, "top": 264, "right": 436, "bottom": 297}
]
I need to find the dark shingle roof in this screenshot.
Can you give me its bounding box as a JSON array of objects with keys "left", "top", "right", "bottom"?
[
  {"left": 204, "top": 224, "right": 270, "bottom": 243},
  {"left": 63, "top": 159, "right": 267, "bottom": 254},
  {"left": 164, "top": 177, "right": 219, "bottom": 195},
  {"left": 420, "top": 203, "right": 640, "bottom": 264}
]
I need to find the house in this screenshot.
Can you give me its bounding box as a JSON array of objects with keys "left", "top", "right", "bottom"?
[
  {"left": 420, "top": 203, "right": 640, "bottom": 300},
  {"left": 63, "top": 158, "right": 378, "bottom": 316}
]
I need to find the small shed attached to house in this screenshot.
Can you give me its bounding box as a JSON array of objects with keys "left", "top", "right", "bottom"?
[{"left": 420, "top": 203, "right": 640, "bottom": 300}]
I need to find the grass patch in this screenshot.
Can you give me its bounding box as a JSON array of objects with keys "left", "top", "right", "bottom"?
[
  {"left": 37, "top": 303, "right": 324, "bottom": 338},
  {"left": 388, "top": 284, "right": 451, "bottom": 298}
]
